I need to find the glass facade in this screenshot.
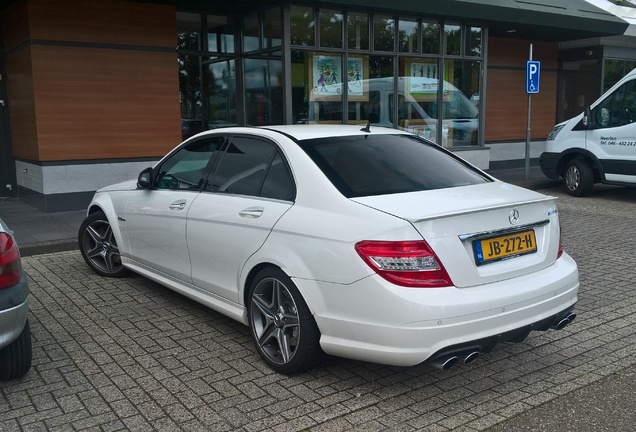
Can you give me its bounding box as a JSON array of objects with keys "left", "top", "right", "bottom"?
[
  {"left": 177, "top": 6, "right": 484, "bottom": 147},
  {"left": 558, "top": 50, "right": 636, "bottom": 124}
]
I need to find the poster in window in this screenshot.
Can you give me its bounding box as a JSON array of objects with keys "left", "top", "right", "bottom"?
[
  {"left": 346, "top": 56, "right": 368, "bottom": 100},
  {"left": 407, "top": 60, "right": 450, "bottom": 100},
  {"left": 310, "top": 54, "right": 368, "bottom": 101},
  {"left": 310, "top": 55, "right": 342, "bottom": 100}
]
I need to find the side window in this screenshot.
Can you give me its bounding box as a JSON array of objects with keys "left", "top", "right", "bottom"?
[
  {"left": 155, "top": 137, "right": 225, "bottom": 190},
  {"left": 261, "top": 153, "right": 294, "bottom": 200},
  {"left": 207, "top": 136, "right": 294, "bottom": 200},
  {"left": 595, "top": 80, "right": 636, "bottom": 129}
]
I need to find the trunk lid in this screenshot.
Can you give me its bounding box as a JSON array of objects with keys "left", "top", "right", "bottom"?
[{"left": 352, "top": 182, "right": 561, "bottom": 288}]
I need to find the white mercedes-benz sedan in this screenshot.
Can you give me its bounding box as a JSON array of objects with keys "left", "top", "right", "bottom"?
[{"left": 79, "top": 125, "right": 578, "bottom": 374}]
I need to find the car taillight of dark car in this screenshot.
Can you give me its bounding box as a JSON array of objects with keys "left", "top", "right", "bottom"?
[{"left": 0, "top": 232, "right": 22, "bottom": 289}]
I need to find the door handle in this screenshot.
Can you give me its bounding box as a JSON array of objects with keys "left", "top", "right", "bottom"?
[
  {"left": 239, "top": 207, "right": 264, "bottom": 218},
  {"left": 169, "top": 200, "right": 186, "bottom": 210}
]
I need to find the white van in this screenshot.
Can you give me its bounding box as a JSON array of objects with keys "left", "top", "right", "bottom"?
[
  {"left": 307, "top": 77, "right": 479, "bottom": 147},
  {"left": 540, "top": 68, "right": 636, "bottom": 196}
]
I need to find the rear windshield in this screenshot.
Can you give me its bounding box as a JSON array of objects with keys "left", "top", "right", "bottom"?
[{"left": 298, "top": 134, "right": 490, "bottom": 198}]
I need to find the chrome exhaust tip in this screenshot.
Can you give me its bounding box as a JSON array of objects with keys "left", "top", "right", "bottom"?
[
  {"left": 554, "top": 317, "right": 570, "bottom": 330},
  {"left": 431, "top": 355, "right": 460, "bottom": 370},
  {"left": 463, "top": 351, "right": 480, "bottom": 365},
  {"left": 553, "top": 311, "right": 577, "bottom": 330}
]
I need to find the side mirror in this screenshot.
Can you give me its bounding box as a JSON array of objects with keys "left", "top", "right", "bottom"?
[
  {"left": 137, "top": 167, "right": 153, "bottom": 189},
  {"left": 583, "top": 106, "right": 592, "bottom": 128}
]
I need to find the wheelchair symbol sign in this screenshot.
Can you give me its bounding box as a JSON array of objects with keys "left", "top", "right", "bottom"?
[{"left": 526, "top": 61, "right": 540, "bottom": 94}]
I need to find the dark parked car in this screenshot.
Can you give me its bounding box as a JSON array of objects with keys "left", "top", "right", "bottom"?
[{"left": 0, "top": 217, "right": 32, "bottom": 380}]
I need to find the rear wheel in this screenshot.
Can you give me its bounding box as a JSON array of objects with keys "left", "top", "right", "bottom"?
[
  {"left": 0, "top": 320, "right": 32, "bottom": 380},
  {"left": 564, "top": 159, "right": 594, "bottom": 197},
  {"left": 78, "top": 211, "right": 129, "bottom": 277},
  {"left": 248, "top": 267, "right": 323, "bottom": 374}
]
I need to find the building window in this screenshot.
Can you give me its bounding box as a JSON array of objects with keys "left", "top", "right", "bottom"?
[
  {"left": 603, "top": 59, "right": 636, "bottom": 92},
  {"left": 398, "top": 18, "right": 418, "bottom": 54},
  {"left": 466, "top": 26, "right": 482, "bottom": 57},
  {"left": 264, "top": 8, "right": 282, "bottom": 49},
  {"left": 208, "top": 15, "right": 234, "bottom": 53},
  {"left": 444, "top": 23, "right": 461, "bottom": 56},
  {"left": 320, "top": 10, "right": 343, "bottom": 48},
  {"left": 245, "top": 59, "right": 283, "bottom": 125},
  {"left": 177, "top": 7, "right": 485, "bottom": 148},
  {"left": 422, "top": 21, "right": 441, "bottom": 54},
  {"left": 177, "top": 12, "right": 202, "bottom": 52},
  {"left": 348, "top": 13, "right": 369, "bottom": 50},
  {"left": 374, "top": 15, "right": 395, "bottom": 52},
  {"left": 290, "top": 10, "right": 483, "bottom": 147},
  {"left": 243, "top": 13, "right": 260, "bottom": 52},
  {"left": 290, "top": 6, "right": 315, "bottom": 47}
]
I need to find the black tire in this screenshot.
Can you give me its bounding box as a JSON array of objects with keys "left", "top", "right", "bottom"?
[
  {"left": 564, "top": 159, "right": 594, "bottom": 197},
  {"left": 0, "top": 320, "right": 32, "bottom": 381},
  {"left": 248, "top": 267, "right": 324, "bottom": 374},
  {"left": 78, "top": 211, "right": 129, "bottom": 277}
]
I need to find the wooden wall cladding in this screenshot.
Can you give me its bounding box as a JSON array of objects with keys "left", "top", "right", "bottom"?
[
  {"left": 30, "top": 45, "right": 182, "bottom": 161},
  {"left": 27, "top": 0, "right": 176, "bottom": 48},
  {"left": 4, "top": 48, "right": 39, "bottom": 161},
  {"left": 485, "top": 38, "right": 559, "bottom": 142},
  {"left": 2, "top": 0, "right": 181, "bottom": 162},
  {"left": 488, "top": 38, "right": 558, "bottom": 69}
]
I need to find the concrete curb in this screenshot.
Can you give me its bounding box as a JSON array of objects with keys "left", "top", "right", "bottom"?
[{"left": 20, "top": 239, "right": 78, "bottom": 257}]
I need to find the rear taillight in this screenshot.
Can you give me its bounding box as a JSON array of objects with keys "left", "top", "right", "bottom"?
[
  {"left": 557, "top": 221, "right": 564, "bottom": 259},
  {"left": 0, "top": 232, "right": 22, "bottom": 289},
  {"left": 355, "top": 240, "right": 453, "bottom": 288}
]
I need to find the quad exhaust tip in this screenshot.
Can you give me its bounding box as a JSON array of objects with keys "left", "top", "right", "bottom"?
[
  {"left": 431, "top": 310, "right": 576, "bottom": 370},
  {"left": 554, "top": 312, "right": 577, "bottom": 330},
  {"left": 431, "top": 351, "right": 480, "bottom": 370}
]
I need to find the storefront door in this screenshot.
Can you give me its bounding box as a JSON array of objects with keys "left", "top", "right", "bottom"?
[{"left": 0, "top": 54, "right": 15, "bottom": 199}]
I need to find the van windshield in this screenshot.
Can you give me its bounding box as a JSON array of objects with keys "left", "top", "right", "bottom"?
[{"left": 298, "top": 134, "right": 490, "bottom": 198}]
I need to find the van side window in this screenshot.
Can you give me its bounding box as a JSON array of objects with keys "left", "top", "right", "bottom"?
[{"left": 594, "top": 80, "right": 636, "bottom": 129}]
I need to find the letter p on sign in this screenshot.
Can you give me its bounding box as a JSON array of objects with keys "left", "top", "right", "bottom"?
[{"left": 526, "top": 61, "right": 540, "bottom": 94}]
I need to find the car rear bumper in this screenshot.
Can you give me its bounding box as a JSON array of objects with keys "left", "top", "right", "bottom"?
[
  {"left": 298, "top": 253, "right": 578, "bottom": 367},
  {"left": 0, "top": 272, "right": 30, "bottom": 350}
]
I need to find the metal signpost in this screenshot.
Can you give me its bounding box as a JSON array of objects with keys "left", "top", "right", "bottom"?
[{"left": 525, "top": 45, "right": 540, "bottom": 179}]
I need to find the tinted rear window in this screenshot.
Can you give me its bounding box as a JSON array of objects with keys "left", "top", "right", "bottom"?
[{"left": 298, "top": 134, "right": 490, "bottom": 197}]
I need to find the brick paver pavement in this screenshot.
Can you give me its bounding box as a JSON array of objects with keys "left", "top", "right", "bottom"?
[{"left": 1, "top": 184, "right": 635, "bottom": 431}]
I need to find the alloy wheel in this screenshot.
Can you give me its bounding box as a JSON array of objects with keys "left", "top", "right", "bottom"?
[
  {"left": 81, "top": 218, "right": 124, "bottom": 275},
  {"left": 250, "top": 277, "right": 301, "bottom": 365}
]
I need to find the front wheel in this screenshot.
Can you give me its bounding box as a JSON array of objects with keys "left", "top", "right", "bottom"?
[
  {"left": 248, "top": 268, "right": 323, "bottom": 374},
  {"left": 564, "top": 159, "right": 594, "bottom": 197},
  {"left": 78, "top": 211, "right": 129, "bottom": 277}
]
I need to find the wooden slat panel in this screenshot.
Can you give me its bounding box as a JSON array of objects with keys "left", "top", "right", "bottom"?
[
  {"left": 28, "top": 0, "right": 176, "bottom": 48},
  {"left": 488, "top": 38, "right": 558, "bottom": 69},
  {"left": 31, "top": 45, "right": 182, "bottom": 161},
  {"left": 5, "top": 47, "right": 40, "bottom": 161},
  {"left": 485, "top": 68, "right": 557, "bottom": 141}
]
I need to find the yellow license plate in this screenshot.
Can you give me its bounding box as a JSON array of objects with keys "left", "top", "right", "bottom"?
[{"left": 474, "top": 230, "right": 537, "bottom": 265}]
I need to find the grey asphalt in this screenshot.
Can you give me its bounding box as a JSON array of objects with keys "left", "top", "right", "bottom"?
[{"left": 3, "top": 166, "right": 636, "bottom": 431}]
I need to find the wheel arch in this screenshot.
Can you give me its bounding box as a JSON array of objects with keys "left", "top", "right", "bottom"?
[
  {"left": 83, "top": 199, "right": 128, "bottom": 258},
  {"left": 241, "top": 261, "right": 316, "bottom": 316},
  {"left": 557, "top": 148, "right": 605, "bottom": 182}
]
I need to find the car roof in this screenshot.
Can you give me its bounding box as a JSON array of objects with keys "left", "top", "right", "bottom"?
[{"left": 260, "top": 124, "right": 411, "bottom": 141}]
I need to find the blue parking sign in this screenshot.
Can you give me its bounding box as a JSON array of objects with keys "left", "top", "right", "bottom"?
[{"left": 526, "top": 61, "right": 540, "bottom": 94}]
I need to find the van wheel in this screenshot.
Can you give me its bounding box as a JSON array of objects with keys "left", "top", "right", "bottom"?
[
  {"left": 564, "top": 159, "right": 594, "bottom": 197},
  {"left": 0, "top": 320, "right": 32, "bottom": 381}
]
